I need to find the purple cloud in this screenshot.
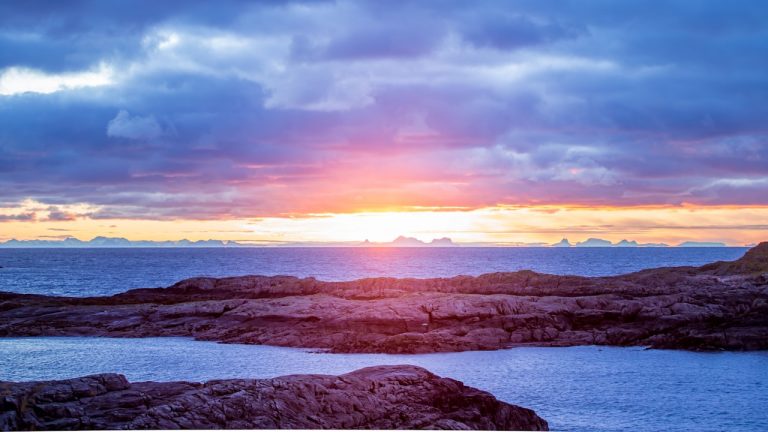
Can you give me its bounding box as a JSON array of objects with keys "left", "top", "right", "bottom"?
[
  {"left": 0, "top": 0, "right": 766, "bottom": 219},
  {"left": 0, "top": 213, "right": 35, "bottom": 222}
]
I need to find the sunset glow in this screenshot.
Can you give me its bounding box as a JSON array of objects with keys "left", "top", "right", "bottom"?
[
  {"left": 2, "top": 200, "right": 766, "bottom": 246},
  {"left": 1, "top": 2, "right": 767, "bottom": 245}
]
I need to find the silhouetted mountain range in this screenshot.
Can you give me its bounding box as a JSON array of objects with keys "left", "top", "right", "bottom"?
[
  {"left": 0, "top": 236, "right": 734, "bottom": 248},
  {"left": 550, "top": 238, "right": 727, "bottom": 247},
  {"left": 362, "top": 236, "right": 456, "bottom": 247},
  {"left": 0, "top": 237, "right": 242, "bottom": 248}
]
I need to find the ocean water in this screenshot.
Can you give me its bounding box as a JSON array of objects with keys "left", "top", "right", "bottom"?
[
  {"left": 1, "top": 337, "right": 766, "bottom": 432},
  {"left": 0, "top": 247, "right": 748, "bottom": 297},
  {"left": 1, "top": 247, "right": 762, "bottom": 430}
]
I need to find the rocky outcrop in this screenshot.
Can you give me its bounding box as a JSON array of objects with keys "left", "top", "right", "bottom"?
[
  {"left": 0, "top": 365, "right": 548, "bottom": 430},
  {"left": 699, "top": 242, "right": 768, "bottom": 276},
  {"left": 1, "top": 243, "right": 767, "bottom": 352}
]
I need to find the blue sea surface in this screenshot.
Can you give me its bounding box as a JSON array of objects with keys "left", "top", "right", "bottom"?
[
  {"left": 0, "top": 247, "right": 762, "bottom": 431},
  {"left": 0, "top": 247, "right": 748, "bottom": 296},
  {"left": 1, "top": 337, "right": 766, "bottom": 432}
]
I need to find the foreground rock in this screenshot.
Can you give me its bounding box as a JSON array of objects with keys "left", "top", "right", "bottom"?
[
  {"left": 1, "top": 243, "right": 767, "bottom": 352},
  {"left": 0, "top": 365, "right": 547, "bottom": 430}
]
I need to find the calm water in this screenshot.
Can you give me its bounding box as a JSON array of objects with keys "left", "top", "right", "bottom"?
[
  {"left": 0, "top": 247, "right": 748, "bottom": 297},
  {"left": 0, "top": 337, "right": 766, "bottom": 432},
  {"left": 1, "top": 248, "right": 760, "bottom": 430}
]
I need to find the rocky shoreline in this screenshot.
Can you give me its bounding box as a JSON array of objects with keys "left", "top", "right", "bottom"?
[
  {"left": 0, "top": 243, "right": 766, "bottom": 353},
  {"left": 0, "top": 365, "right": 548, "bottom": 430}
]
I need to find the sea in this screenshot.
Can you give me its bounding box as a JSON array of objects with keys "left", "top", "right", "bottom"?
[
  {"left": 0, "top": 247, "right": 764, "bottom": 431},
  {"left": 0, "top": 246, "right": 749, "bottom": 297},
  {"left": 1, "top": 337, "right": 766, "bottom": 432}
]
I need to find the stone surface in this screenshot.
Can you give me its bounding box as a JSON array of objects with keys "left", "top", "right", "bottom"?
[
  {"left": 0, "top": 365, "right": 548, "bottom": 430},
  {"left": 1, "top": 243, "right": 767, "bottom": 352}
]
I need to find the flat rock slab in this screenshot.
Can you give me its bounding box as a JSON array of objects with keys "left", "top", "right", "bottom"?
[
  {"left": 0, "top": 365, "right": 548, "bottom": 430},
  {"left": 1, "top": 243, "right": 767, "bottom": 352}
]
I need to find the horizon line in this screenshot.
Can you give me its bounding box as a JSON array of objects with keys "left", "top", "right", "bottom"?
[{"left": 0, "top": 236, "right": 756, "bottom": 248}]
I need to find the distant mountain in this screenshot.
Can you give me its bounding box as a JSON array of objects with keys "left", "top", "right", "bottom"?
[
  {"left": 236, "top": 236, "right": 459, "bottom": 248},
  {"left": 677, "top": 241, "right": 727, "bottom": 247},
  {"left": 499, "top": 242, "right": 549, "bottom": 247},
  {"left": 88, "top": 236, "right": 132, "bottom": 247},
  {"left": 431, "top": 237, "right": 455, "bottom": 246},
  {"left": 390, "top": 236, "right": 428, "bottom": 247},
  {"left": 572, "top": 238, "right": 669, "bottom": 247},
  {"left": 0, "top": 236, "right": 728, "bottom": 248},
  {"left": 575, "top": 238, "right": 613, "bottom": 247},
  {"left": 0, "top": 237, "right": 243, "bottom": 248},
  {"left": 372, "top": 236, "right": 457, "bottom": 247}
]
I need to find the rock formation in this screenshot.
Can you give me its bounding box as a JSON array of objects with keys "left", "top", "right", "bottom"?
[
  {"left": 1, "top": 242, "right": 767, "bottom": 353},
  {"left": 0, "top": 365, "right": 548, "bottom": 430}
]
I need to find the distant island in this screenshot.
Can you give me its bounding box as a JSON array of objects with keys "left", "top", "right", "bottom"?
[
  {"left": 676, "top": 241, "right": 730, "bottom": 247},
  {"left": 551, "top": 238, "right": 727, "bottom": 247},
  {"left": 552, "top": 238, "right": 670, "bottom": 247},
  {"left": 361, "top": 236, "right": 456, "bottom": 247},
  {"left": 0, "top": 235, "right": 735, "bottom": 248},
  {"left": 0, "top": 236, "right": 244, "bottom": 248}
]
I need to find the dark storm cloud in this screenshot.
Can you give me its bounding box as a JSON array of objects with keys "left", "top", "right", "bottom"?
[{"left": 0, "top": 0, "right": 767, "bottom": 218}]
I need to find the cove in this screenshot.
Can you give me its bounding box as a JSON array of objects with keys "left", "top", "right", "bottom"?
[{"left": 1, "top": 337, "right": 766, "bottom": 431}]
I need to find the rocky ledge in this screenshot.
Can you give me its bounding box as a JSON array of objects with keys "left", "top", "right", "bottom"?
[
  {"left": 0, "top": 365, "right": 548, "bottom": 430},
  {"left": 1, "top": 243, "right": 767, "bottom": 353}
]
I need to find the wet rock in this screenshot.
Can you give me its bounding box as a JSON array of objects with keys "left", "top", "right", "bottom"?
[
  {"left": 0, "top": 366, "right": 548, "bottom": 431},
  {"left": 0, "top": 243, "right": 767, "bottom": 352}
]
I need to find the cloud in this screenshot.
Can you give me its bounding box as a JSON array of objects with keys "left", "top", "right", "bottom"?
[
  {"left": 459, "top": 14, "right": 586, "bottom": 50},
  {"left": 107, "top": 110, "right": 165, "bottom": 140},
  {"left": 320, "top": 23, "right": 445, "bottom": 60},
  {"left": 0, "top": 1, "right": 766, "bottom": 219},
  {"left": 0, "top": 212, "right": 35, "bottom": 222},
  {"left": 45, "top": 206, "right": 78, "bottom": 221},
  {"left": 0, "top": 64, "right": 113, "bottom": 95}
]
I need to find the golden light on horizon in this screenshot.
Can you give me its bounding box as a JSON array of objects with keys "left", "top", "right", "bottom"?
[{"left": 2, "top": 200, "right": 766, "bottom": 246}]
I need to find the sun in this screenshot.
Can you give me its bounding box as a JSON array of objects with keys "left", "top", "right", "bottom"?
[{"left": 244, "top": 210, "right": 478, "bottom": 244}]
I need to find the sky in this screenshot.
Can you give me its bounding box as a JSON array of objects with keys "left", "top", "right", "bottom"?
[{"left": 1, "top": 0, "right": 767, "bottom": 245}]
